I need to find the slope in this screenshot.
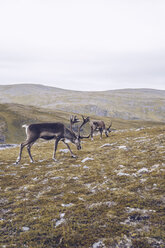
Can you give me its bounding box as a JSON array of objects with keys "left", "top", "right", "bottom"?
[
  {"left": 0, "top": 103, "right": 164, "bottom": 144},
  {"left": 0, "top": 84, "right": 165, "bottom": 122},
  {"left": 0, "top": 125, "right": 165, "bottom": 247}
]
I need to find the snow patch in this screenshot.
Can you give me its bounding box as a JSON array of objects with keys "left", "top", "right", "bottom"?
[
  {"left": 117, "top": 172, "right": 130, "bottom": 177},
  {"left": 50, "top": 176, "right": 63, "bottom": 180},
  {"left": 79, "top": 197, "right": 85, "bottom": 201},
  {"left": 71, "top": 164, "right": 81, "bottom": 167},
  {"left": 42, "top": 179, "right": 48, "bottom": 184},
  {"left": 32, "top": 177, "right": 39, "bottom": 181},
  {"left": 100, "top": 143, "right": 112, "bottom": 148},
  {"left": 126, "top": 207, "right": 155, "bottom": 214},
  {"left": 110, "top": 188, "right": 118, "bottom": 191},
  {"left": 61, "top": 203, "right": 74, "bottom": 207},
  {"left": 22, "top": 226, "right": 30, "bottom": 231},
  {"left": 151, "top": 164, "right": 160, "bottom": 169},
  {"left": 135, "top": 128, "right": 144, "bottom": 131},
  {"left": 0, "top": 144, "right": 18, "bottom": 150},
  {"left": 81, "top": 157, "right": 94, "bottom": 163},
  {"left": 55, "top": 213, "right": 66, "bottom": 227},
  {"left": 118, "top": 165, "right": 125, "bottom": 168},
  {"left": 59, "top": 149, "right": 69, "bottom": 153},
  {"left": 72, "top": 176, "right": 79, "bottom": 180},
  {"left": 88, "top": 201, "right": 116, "bottom": 209},
  {"left": 92, "top": 240, "right": 105, "bottom": 248},
  {"left": 138, "top": 168, "right": 149, "bottom": 174},
  {"left": 118, "top": 145, "right": 128, "bottom": 150},
  {"left": 83, "top": 165, "right": 89, "bottom": 169}
]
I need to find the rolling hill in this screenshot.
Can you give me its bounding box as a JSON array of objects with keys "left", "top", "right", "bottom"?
[
  {"left": 0, "top": 102, "right": 164, "bottom": 144},
  {"left": 0, "top": 84, "right": 165, "bottom": 122},
  {"left": 0, "top": 85, "right": 165, "bottom": 247}
]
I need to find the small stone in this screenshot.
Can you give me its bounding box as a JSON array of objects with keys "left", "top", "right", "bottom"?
[{"left": 22, "top": 226, "right": 29, "bottom": 231}]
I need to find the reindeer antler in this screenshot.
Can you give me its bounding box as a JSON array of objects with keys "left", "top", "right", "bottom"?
[
  {"left": 108, "top": 121, "right": 112, "bottom": 129},
  {"left": 78, "top": 115, "right": 90, "bottom": 138},
  {"left": 70, "top": 115, "right": 80, "bottom": 131}
]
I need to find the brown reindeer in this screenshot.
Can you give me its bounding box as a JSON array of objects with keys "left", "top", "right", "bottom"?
[
  {"left": 90, "top": 120, "right": 112, "bottom": 140},
  {"left": 16, "top": 115, "right": 90, "bottom": 164}
]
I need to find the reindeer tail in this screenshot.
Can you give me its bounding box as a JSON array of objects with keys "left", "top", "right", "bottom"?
[{"left": 22, "top": 124, "right": 29, "bottom": 134}]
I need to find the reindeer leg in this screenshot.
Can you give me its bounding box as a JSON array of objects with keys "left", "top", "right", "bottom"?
[
  {"left": 27, "top": 142, "right": 35, "bottom": 163},
  {"left": 52, "top": 137, "right": 60, "bottom": 162},
  {"left": 99, "top": 128, "right": 103, "bottom": 139},
  {"left": 62, "top": 140, "right": 77, "bottom": 158},
  {"left": 16, "top": 143, "right": 24, "bottom": 164},
  {"left": 91, "top": 127, "right": 94, "bottom": 141},
  {"left": 16, "top": 140, "right": 32, "bottom": 164}
]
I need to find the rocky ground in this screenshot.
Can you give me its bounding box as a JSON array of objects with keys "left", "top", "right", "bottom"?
[{"left": 0, "top": 126, "right": 165, "bottom": 247}]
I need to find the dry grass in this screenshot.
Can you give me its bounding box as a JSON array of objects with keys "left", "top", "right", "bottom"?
[{"left": 0, "top": 125, "right": 165, "bottom": 247}]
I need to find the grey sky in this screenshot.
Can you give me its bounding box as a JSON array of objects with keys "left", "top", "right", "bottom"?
[{"left": 0, "top": 0, "right": 165, "bottom": 91}]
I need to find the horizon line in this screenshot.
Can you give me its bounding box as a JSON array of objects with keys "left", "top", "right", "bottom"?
[{"left": 0, "top": 82, "right": 165, "bottom": 92}]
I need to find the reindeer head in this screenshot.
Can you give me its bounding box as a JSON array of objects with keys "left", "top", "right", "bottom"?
[
  {"left": 105, "top": 121, "right": 112, "bottom": 137},
  {"left": 69, "top": 115, "right": 90, "bottom": 150}
]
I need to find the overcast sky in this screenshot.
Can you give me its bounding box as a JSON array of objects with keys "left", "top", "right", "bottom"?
[{"left": 0, "top": 0, "right": 165, "bottom": 91}]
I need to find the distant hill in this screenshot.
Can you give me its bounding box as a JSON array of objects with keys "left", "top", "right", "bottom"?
[
  {"left": 0, "top": 102, "right": 164, "bottom": 143},
  {"left": 0, "top": 84, "right": 165, "bottom": 122}
]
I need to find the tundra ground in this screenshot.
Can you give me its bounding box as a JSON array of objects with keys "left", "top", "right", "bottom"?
[{"left": 0, "top": 126, "right": 165, "bottom": 247}]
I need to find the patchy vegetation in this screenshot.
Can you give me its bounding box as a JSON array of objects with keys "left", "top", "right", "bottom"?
[
  {"left": 0, "top": 125, "right": 165, "bottom": 247},
  {"left": 0, "top": 84, "right": 165, "bottom": 121},
  {"left": 0, "top": 102, "right": 164, "bottom": 145}
]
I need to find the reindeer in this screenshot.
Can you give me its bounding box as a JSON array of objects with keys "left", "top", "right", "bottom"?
[
  {"left": 90, "top": 120, "right": 112, "bottom": 140},
  {"left": 16, "top": 115, "right": 90, "bottom": 164}
]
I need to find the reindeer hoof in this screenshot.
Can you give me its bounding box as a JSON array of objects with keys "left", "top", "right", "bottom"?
[
  {"left": 71, "top": 154, "right": 77, "bottom": 158},
  {"left": 15, "top": 159, "right": 20, "bottom": 165}
]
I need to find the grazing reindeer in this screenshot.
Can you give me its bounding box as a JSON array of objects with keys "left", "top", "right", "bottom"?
[
  {"left": 16, "top": 116, "right": 90, "bottom": 164},
  {"left": 90, "top": 120, "right": 112, "bottom": 140}
]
